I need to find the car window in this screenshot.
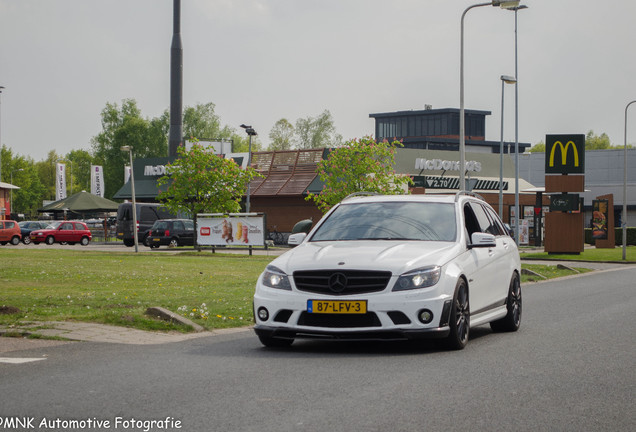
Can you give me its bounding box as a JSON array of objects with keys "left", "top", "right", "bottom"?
[
  {"left": 118, "top": 205, "right": 131, "bottom": 221},
  {"left": 482, "top": 205, "right": 507, "bottom": 236},
  {"left": 156, "top": 206, "right": 174, "bottom": 219},
  {"left": 6, "top": 221, "right": 15, "bottom": 229},
  {"left": 184, "top": 220, "right": 194, "bottom": 230},
  {"left": 468, "top": 202, "right": 500, "bottom": 236},
  {"left": 140, "top": 207, "right": 158, "bottom": 222},
  {"left": 61, "top": 223, "right": 73, "bottom": 230},
  {"left": 174, "top": 221, "right": 185, "bottom": 231},
  {"left": 153, "top": 221, "right": 169, "bottom": 231},
  {"left": 311, "top": 202, "right": 456, "bottom": 242}
]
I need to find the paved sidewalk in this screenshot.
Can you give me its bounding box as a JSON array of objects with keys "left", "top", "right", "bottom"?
[{"left": 0, "top": 322, "right": 253, "bottom": 353}]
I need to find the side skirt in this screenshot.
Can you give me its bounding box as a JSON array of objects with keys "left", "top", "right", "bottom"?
[{"left": 470, "top": 305, "right": 507, "bottom": 328}]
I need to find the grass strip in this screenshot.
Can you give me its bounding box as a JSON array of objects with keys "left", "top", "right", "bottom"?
[{"left": 1, "top": 249, "right": 597, "bottom": 332}]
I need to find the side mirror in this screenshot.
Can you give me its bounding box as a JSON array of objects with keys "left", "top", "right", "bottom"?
[
  {"left": 469, "top": 232, "right": 496, "bottom": 248},
  {"left": 287, "top": 232, "right": 307, "bottom": 247}
]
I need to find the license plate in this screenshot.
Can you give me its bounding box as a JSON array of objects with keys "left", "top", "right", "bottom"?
[
  {"left": 153, "top": 238, "right": 160, "bottom": 242},
  {"left": 307, "top": 300, "right": 367, "bottom": 314}
]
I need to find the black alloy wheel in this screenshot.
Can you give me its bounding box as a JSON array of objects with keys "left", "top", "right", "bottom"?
[
  {"left": 490, "top": 273, "right": 522, "bottom": 332},
  {"left": 445, "top": 278, "right": 470, "bottom": 350}
]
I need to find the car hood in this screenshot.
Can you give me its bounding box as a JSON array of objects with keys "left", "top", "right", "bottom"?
[
  {"left": 30, "top": 229, "right": 53, "bottom": 235},
  {"left": 272, "top": 240, "right": 462, "bottom": 275}
]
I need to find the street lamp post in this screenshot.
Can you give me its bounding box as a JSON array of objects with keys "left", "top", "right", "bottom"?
[
  {"left": 509, "top": 4, "right": 527, "bottom": 245},
  {"left": 499, "top": 75, "right": 516, "bottom": 217},
  {"left": 10, "top": 168, "right": 23, "bottom": 215},
  {"left": 121, "top": 145, "right": 138, "bottom": 253},
  {"left": 240, "top": 124, "right": 257, "bottom": 213},
  {"left": 460, "top": 1, "right": 519, "bottom": 192},
  {"left": 623, "top": 101, "right": 636, "bottom": 260},
  {"left": 0, "top": 86, "right": 4, "bottom": 183}
]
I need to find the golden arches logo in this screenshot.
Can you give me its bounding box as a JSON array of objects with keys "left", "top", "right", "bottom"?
[{"left": 549, "top": 140, "right": 579, "bottom": 167}]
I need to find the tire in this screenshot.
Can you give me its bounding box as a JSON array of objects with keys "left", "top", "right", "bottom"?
[
  {"left": 169, "top": 238, "right": 179, "bottom": 248},
  {"left": 123, "top": 239, "right": 134, "bottom": 247},
  {"left": 0, "top": 241, "right": 7, "bottom": 246},
  {"left": 10, "top": 236, "right": 20, "bottom": 245},
  {"left": 22, "top": 236, "right": 32, "bottom": 245},
  {"left": 490, "top": 273, "right": 522, "bottom": 333},
  {"left": 258, "top": 334, "right": 294, "bottom": 348},
  {"left": 80, "top": 237, "right": 90, "bottom": 246},
  {"left": 45, "top": 236, "right": 55, "bottom": 245},
  {"left": 143, "top": 235, "right": 151, "bottom": 247},
  {"left": 445, "top": 278, "right": 470, "bottom": 350}
]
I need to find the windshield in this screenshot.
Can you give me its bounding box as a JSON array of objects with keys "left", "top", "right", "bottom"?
[{"left": 311, "top": 201, "right": 457, "bottom": 242}]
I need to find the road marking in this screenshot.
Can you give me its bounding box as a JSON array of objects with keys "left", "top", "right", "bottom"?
[{"left": 0, "top": 357, "right": 47, "bottom": 364}]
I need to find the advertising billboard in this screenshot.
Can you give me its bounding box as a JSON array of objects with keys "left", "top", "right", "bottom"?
[{"left": 197, "top": 214, "right": 265, "bottom": 247}]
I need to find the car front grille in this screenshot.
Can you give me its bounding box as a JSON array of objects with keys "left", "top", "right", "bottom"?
[
  {"left": 297, "top": 312, "right": 381, "bottom": 328},
  {"left": 293, "top": 270, "right": 392, "bottom": 295}
]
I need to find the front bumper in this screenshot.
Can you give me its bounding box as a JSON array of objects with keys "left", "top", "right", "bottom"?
[
  {"left": 253, "top": 282, "right": 454, "bottom": 342},
  {"left": 254, "top": 325, "right": 450, "bottom": 342}
]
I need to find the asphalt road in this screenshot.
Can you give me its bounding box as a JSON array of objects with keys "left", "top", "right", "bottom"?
[{"left": 1, "top": 267, "right": 634, "bottom": 432}]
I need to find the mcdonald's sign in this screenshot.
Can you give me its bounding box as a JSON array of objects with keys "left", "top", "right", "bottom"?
[{"left": 545, "top": 134, "right": 585, "bottom": 174}]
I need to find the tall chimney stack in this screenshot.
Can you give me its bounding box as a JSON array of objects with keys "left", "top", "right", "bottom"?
[{"left": 168, "top": 0, "right": 183, "bottom": 156}]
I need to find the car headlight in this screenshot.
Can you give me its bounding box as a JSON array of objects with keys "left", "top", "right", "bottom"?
[
  {"left": 394, "top": 266, "right": 441, "bottom": 291},
  {"left": 261, "top": 265, "right": 292, "bottom": 290}
]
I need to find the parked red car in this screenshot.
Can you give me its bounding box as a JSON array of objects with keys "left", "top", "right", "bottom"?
[
  {"left": 30, "top": 221, "right": 92, "bottom": 246},
  {"left": 0, "top": 220, "right": 22, "bottom": 245}
]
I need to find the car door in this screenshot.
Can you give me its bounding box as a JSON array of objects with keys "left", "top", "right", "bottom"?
[
  {"left": 59, "top": 222, "right": 74, "bottom": 242},
  {"left": 0, "top": 222, "right": 7, "bottom": 242},
  {"left": 463, "top": 202, "right": 502, "bottom": 316},
  {"left": 183, "top": 220, "right": 195, "bottom": 245},
  {"left": 478, "top": 203, "right": 515, "bottom": 309}
]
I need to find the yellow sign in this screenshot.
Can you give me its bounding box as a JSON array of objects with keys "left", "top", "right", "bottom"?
[
  {"left": 545, "top": 134, "right": 585, "bottom": 174},
  {"left": 549, "top": 141, "right": 579, "bottom": 167}
]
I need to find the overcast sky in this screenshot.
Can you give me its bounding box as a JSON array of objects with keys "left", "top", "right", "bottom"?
[{"left": 1, "top": 0, "right": 635, "bottom": 161}]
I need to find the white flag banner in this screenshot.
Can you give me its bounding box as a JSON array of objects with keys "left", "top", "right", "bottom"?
[
  {"left": 91, "top": 165, "right": 105, "bottom": 197},
  {"left": 55, "top": 163, "right": 67, "bottom": 201},
  {"left": 124, "top": 166, "right": 131, "bottom": 184}
]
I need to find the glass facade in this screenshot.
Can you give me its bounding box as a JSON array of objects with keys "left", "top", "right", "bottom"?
[{"left": 375, "top": 112, "right": 484, "bottom": 141}]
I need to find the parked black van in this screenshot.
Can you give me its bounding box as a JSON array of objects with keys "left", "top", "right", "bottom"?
[{"left": 116, "top": 203, "right": 175, "bottom": 247}]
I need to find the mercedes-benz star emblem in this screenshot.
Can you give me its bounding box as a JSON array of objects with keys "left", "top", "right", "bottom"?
[{"left": 328, "top": 272, "right": 347, "bottom": 293}]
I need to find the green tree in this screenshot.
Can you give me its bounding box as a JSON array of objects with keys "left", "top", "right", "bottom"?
[
  {"left": 12, "top": 161, "right": 47, "bottom": 218},
  {"left": 294, "top": 110, "right": 342, "bottom": 149},
  {"left": 268, "top": 118, "right": 295, "bottom": 150},
  {"left": 182, "top": 102, "right": 261, "bottom": 153},
  {"left": 307, "top": 137, "right": 413, "bottom": 213},
  {"left": 156, "top": 140, "right": 262, "bottom": 245},
  {"left": 528, "top": 141, "right": 545, "bottom": 152},
  {"left": 91, "top": 99, "right": 168, "bottom": 199},
  {"left": 585, "top": 130, "right": 612, "bottom": 150},
  {"left": 34, "top": 150, "right": 61, "bottom": 202}
]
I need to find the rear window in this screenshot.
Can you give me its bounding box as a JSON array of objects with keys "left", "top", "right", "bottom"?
[
  {"left": 117, "top": 205, "right": 131, "bottom": 221},
  {"left": 153, "top": 221, "right": 170, "bottom": 230}
]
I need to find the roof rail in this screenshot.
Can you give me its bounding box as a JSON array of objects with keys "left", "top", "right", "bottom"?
[
  {"left": 342, "top": 191, "right": 381, "bottom": 201},
  {"left": 454, "top": 190, "right": 485, "bottom": 202}
]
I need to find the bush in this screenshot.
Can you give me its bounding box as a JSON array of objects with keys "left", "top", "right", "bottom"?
[{"left": 585, "top": 227, "right": 636, "bottom": 246}]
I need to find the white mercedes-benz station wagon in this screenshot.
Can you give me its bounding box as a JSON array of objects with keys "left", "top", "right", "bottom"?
[{"left": 253, "top": 192, "right": 521, "bottom": 350}]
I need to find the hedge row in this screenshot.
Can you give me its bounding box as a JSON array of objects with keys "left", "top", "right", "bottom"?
[{"left": 584, "top": 227, "right": 636, "bottom": 246}]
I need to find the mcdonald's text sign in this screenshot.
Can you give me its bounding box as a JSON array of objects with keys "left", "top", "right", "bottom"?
[{"left": 545, "top": 134, "right": 585, "bottom": 174}]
